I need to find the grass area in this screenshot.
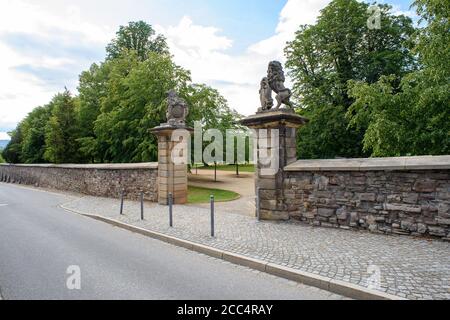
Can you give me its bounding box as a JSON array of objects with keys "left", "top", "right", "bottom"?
[
  {"left": 195, "top": 164, "right": 255, "bottom": 173},
  {"left": 188, "top": 186, "right": 240, "bottom": 204}
]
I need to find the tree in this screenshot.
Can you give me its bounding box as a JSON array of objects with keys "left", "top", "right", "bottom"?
[
  {"left": 77, "top": 62, "right": 111, "bottom": 162},
  {"left": 184, "top": 84, "right": 240, "bottom": 130},
  {"left": 4, "top": 20, "right": 244, "bottom": 165},
  {"left": 77, "top": 63, "right": 110, "bottom": 138},
  {"left": 0, "top": 152, "right": 4, "bottom": 163},
  {"left": 183, "top": 84, "right": 243, "bottom": 165},
  {"left": 44, "top": 90, "right": 81, "bottom": 163},
  {"left": 285, "top": 0, "right": 416, "bottom": 159},
  {"left": 2, "top": 103, "right": 53, "bottom": 164},
  {"left": 2, "top": 126, "right": 24, "bottom": 164},
  {"left": 20, "top": 105, "right": 53, "bottom": 163},
  {"left": 347, "top": 0, "right": 449, "bottom": 156},
  {"left": 106, "top": 21, "right": 169, "bottom": 60},
  {"left": 93, "top": 51, "right": 190, "bottom": 163}
]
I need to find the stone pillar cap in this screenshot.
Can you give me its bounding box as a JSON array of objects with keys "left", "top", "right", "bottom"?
[
  {"left": 150, "top": 124, "right": 194, "bottom": 136},
  {"left": 240, "top": 110, "right": 309, "bottom": 128}
]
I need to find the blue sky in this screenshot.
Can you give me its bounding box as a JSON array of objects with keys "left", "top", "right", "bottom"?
[{"left": 0, "top": 0, "right": 416, "bottom": 140}]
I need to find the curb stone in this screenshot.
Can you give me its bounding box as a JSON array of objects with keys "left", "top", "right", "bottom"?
[{"left": 60, "top": 204, "right": 407, "bottom": 301}]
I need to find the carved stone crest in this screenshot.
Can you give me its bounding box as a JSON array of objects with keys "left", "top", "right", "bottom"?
[{"left": 166, "top": 90, "right": 189, "bottom": 126}]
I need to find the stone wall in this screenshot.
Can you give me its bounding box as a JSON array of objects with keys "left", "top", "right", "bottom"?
[
  {"left": 0, "top": 163, "right": 158, "bottom": 201},
  {"left": 282, "top": 156, "right": 450, "bottom": 240}
]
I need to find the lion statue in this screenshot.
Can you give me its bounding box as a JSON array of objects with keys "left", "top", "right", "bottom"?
[{"left": 267, "top": 61, "right": 293, "bottom": 110}]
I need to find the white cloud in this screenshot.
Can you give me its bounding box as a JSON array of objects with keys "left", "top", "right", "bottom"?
[
  {"left": 390, "top": 4, "right": 419, "bottom": 23},
  {"left": 0, "top": 0, "right": 112, "bottom": 45},
  {"left": 248, "top": 0, "right": 329, "bottom": 59},
  {"left": 0, "top": 132, "right": 10, "bottom": 140},
  {"left": 165, "top": 17, "right": 233, "bottom": 56},
  {"left": 0, "top": 41, "right": 53, "bottom": 131},
  {"left": 0, "top": 0, "right": 332, "bottom": 134},
  {"left": 160, "top": 0, "right": 331, "bottom": 115},
  {"left": 0, "top": 0, "right": 113, "bottom": 133}
]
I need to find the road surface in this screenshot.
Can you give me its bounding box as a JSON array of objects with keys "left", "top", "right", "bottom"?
[{"left": 0, "top": 183, "right": 341, "bottom": 300}]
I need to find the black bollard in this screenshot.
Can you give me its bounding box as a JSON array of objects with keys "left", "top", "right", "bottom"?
[
  {"left": 210, "top": 195, "right": 215, "bottom": 237},
  {"left": 120, "top": 189, "right": 124, "bottom": 215},
  {"left": 169, "top": 193, "right": 173, "bottom": 227},
  {"left": 140, "top": 191, "right": 144, "bottom": 220}
]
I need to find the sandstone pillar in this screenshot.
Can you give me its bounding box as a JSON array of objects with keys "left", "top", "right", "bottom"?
[
  {"left": 151, "top": 125, "right": 193, "bottom": 205},
  {"left": 241, "top": 110, "right": 308, "bottom": 220}
]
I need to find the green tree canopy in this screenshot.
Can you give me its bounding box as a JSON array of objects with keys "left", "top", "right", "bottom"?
[
  {"left": 20, "top": 104, "right": 53, "bottom": 163},
  {"left": 4, "top": 20, "right": 242, "bottom": 165},
  {"left": 44, "top": 90, "right": 81, "bottom": 164},
  {"left": 106, "top": 21, "right": 169, "bottom": 60},
  {"left": 285, "top": 0, "right": 416, "bottom": 159},
  {"left": 2, "top": 126, "right": 24, "bottom": 164},
  {"left": 347, "top": 0, "right": 449, "bottom": 156},
  {"left": 184, "top": 84, "right": 241, "bottom": 130},
  {"left": 92, "top": 51, "right": 190, "bottom": 163},
  {"left": 184, "top": 84, "right": 244, "bottom": 164}
]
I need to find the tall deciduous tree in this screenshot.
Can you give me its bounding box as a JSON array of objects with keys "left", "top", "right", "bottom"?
[
  {"left": 285, "top": 0, "right": 416, "bottom": 159},
  {"left": 184, "top": 84, "right": 243, "bottom": 164},
  {"left": 4, "top": 20, "right": 243, "bottom": 165},
  {"left": 184, "top": 84, "right": 241, "bottom": 130},
  {"left": 20, "top": 105, "right": 53, "bottom": 163},
  {"left": 93, "top": 51, "right": 190, "bottom": 163},
  {"left": 347, "top": 0, "right": 449, "bottom": 156},
  {"left": 2, "top": 126, "right": 24, "bottom": 164},
  {"left": 44, "top": 90, "right": 81, "bottom": 163},
  {"left": 106, "top": 21, "right": 169, "bottom": 60},
  {"left": 76, "top": 62, "right": 110, "bottom": 162}
]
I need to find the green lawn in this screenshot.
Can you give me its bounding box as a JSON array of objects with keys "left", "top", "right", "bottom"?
[
  {"left": 188, "top": 186, "right": 240, "bottom": 204},
  {"left": 195, "top": 164, "right": 255, "bottom": 173}
]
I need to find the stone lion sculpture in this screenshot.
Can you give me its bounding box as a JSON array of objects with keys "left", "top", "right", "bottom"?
[
  {"left": 166, "top": 90, "right": 189, "bottom": 126},
  {"left": 266, "top": 61, "right": 293, "bottom": 110}
]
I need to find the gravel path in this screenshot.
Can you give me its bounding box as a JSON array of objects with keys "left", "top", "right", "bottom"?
[{"left": 188, "top": 170, "right": 255, "bottom": 216}]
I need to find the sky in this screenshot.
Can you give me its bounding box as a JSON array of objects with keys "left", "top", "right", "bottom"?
[{"left": 0, "top": 0, "right": 416, "bottom": 140}]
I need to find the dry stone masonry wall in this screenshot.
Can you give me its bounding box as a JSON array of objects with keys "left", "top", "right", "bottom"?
[
  {"left": 0, "top": 163, "right": 158, "bottom": 201},
  {"left": 283, "top": 157, "right": 450, "bottom": 240}
]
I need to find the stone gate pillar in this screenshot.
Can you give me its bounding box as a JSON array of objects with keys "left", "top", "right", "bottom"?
[
  {"left": 151, "top": 125, "right": 193, "bottom": 205},
  {"left": 241, "top": 110, "right": 308, "bottom": 220}
]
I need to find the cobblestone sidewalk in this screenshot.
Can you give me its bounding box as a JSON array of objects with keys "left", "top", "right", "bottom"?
[{"left": 64, "top": 195, "right": 450, "bottom": 300}]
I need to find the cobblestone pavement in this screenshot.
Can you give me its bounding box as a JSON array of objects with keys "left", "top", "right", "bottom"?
[{"left": 64, "top": 194, "right": 450, "bottom": 300}]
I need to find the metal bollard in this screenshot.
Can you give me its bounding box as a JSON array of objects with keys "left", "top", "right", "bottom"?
[
  {"left": 120, "top": 189, "right": 124, "bottom": 215},
  {"left": 210, "top": 195, "right": 215, "bottom": 237},
  {"left": 214, "top": 162, "right": 217, "bottom": 182},
  {"left": 140, "top": 191, "right": 144, "bottom": 220},
  {"left": 256, "top": 187, "right": 261, "bottom": 221},
  {"left": 169, "top": 192, "right": 173, "bottom": 227}
]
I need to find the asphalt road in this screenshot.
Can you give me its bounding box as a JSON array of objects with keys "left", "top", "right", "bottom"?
[{"left": 0, "top": 183, "right": 340, "bottom": 300}]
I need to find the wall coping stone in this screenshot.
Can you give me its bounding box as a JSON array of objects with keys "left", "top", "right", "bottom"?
[
  {"left": 0, "top": 162, "right": 158, "bottom": 170},
  {"left": 284, "top": 155, "right": 450, "bottom": 172},
  {"left": 240, "top": 110, "right": 309, "bottom": 128}
]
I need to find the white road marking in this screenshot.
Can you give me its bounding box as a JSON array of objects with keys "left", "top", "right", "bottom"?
[{"left": 0, "top": 204, "right": 8, "bottom": 207}]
